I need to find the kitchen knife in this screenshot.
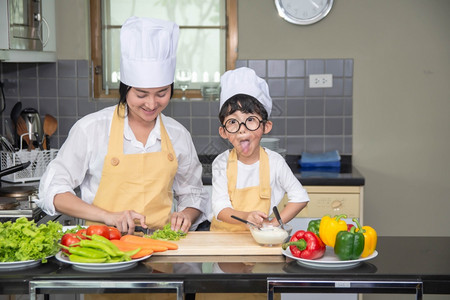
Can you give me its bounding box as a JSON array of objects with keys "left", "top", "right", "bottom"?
[{"left": 134, "top": 226, "right": 152, "bottom": 235}]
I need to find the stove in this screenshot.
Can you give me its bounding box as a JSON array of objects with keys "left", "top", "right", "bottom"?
[
  {"left": 0, "top": 184, "right": 46, "bottom": 223},
  {"left": 0, "top": 184, "right": 80, "bottom": 226},
  {"left": 0, "top": 198, "right": 44, "bottom": 221}
]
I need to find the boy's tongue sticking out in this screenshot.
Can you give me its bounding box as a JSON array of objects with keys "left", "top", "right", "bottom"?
[{"left": 240, "top": 139, "right": 250, "bottom": 153}]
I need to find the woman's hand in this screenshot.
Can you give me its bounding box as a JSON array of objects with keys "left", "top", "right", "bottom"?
[
  {"left": 170, "top": 211, "right": 191, "bottom": 233},
  {"left": 104, "top": 210, "right": 147, "bottom": 235},
  {"left": 170, "top": 208, "right": 201, "bottom": 233}
]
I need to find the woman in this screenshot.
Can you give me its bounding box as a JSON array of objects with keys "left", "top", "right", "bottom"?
[{"left": 37, "top": 16, "right": 209, "bottom": 234}]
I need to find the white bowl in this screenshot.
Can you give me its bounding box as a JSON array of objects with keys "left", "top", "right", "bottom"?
[{"left": 249, "top": 224, "right": 292, "bottom": 247}]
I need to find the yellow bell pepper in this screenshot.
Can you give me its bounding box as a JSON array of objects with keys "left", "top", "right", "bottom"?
[
  {"left": 318, "top": 214, "right": 347, "bottom": 248},
  {"left": 353, "top": 218, "right": 377, "bottom": 257}
]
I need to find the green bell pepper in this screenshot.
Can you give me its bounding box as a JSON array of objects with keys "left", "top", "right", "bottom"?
[
  {"left": 307, "top": 219, "right": 321, "bottom": 237},
  {"left": 334, "top": 226, "right": 365, "bottom": 260}
]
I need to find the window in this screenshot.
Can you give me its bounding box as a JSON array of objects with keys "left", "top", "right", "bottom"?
[{"left": 90, "top": 0, "right": 237, "bottom": 99}]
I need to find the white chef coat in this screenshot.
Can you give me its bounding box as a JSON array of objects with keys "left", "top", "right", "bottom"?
[
  {"left": 211, "top": 148, "right": 309, "bottom": 219},
  {"left": 37, "top": 105, "right": 210, "bottom": 229}
]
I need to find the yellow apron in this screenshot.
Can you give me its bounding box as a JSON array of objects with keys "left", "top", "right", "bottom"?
[
  {"left": 85, "top": 104, "right": 179, "bottom": 300},
  {"left": 87, "top": 104, "right": 177, "bottom": 228},
  {"left": 198, "top": 147, "right": 279, "bottom": 300},
  {"left": 210, "top": 147, "right": 271, "bottom": 232}
]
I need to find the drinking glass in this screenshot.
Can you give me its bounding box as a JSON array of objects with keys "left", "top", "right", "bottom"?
[{"left": 176, "top": 69, "right": 192, "bottom": 101}]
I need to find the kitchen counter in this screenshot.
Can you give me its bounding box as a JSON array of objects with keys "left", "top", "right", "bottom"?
[
  {"left": 0, "top": 236, "right": 449, "bottom": 298},
  {"left": 201, "top": 155, "right": 365, "bottom": 186}
]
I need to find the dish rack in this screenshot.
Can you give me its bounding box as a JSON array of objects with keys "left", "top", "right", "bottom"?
[{"left": 0, "top": 149, "right": 58, "bottom": 183}]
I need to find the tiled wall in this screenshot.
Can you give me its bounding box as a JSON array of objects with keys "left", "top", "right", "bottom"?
[{"left": 0, "top": 58, "right": 353, "bottom": 155}]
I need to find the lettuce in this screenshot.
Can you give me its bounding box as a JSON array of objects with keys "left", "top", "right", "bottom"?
[
  {"left": 0, "top": 217, "right": 64, "bottom": 263},
  {"left": 149, "top": 224, "right": 187, "bottom": 241}
]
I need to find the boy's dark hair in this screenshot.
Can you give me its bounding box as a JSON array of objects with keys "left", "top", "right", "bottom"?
[
  {"left": 219, "top": 94, "right": 269, "bottom": 124},
  {"left": 118, "top": 81, "right": 174, "bottom": 113}
]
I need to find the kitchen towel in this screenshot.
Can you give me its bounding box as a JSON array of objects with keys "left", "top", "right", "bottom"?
[{"left": 299, "top": 150, "right": 341, "bottom": 168}]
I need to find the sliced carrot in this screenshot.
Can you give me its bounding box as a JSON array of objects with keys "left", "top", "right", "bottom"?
[
  {"left": 110, "top": 240, "right": 154, "bottom": 258},
  {"left": 120, "top": 234, "right": 178, "bottom": 250}
]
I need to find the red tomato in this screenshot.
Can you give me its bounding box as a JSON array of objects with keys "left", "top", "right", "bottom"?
[
  {"left": 60, "top": 233, "right": 81, "bottom": 253},
  {"left": 108, "top": 227, "right": 122, "bottom": 240},
  {"left": 86, "top": 225, "right": 110, "bottom": 239},
  {"left": 75, "top": 229, "right": 87, "bottom": 240}
]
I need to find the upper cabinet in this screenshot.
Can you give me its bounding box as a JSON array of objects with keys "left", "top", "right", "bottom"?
[{"left": 0, "top": 0, "right": 56, "bottom": 62}]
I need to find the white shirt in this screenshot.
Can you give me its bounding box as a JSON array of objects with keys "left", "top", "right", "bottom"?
[
  {"left": 37, "top": 105, "right": 209, "bottom": 229},
  {"left": 211, "top": 148, "right": 310, "bottom": 219}
]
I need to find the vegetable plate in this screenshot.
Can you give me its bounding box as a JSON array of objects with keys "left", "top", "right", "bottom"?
[{"left": 282, "top": 246, "right": 378, "bottom": 269}]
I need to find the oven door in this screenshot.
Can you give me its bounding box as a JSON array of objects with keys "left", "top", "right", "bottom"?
[{"left": 8, "top": 0, "right": 43, "bottom": 50}]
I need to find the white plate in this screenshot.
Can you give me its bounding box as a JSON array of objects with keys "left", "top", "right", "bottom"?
[
  {"left": 282, "top": 246, "right": 378, "bottom": 269},
  {"left": 0, "top": 255, "right": 53, "bottom": 271},
  {"left": 0, "top": 259, "right": 41, "bottom": 271},
  {"left": 55, "top": 251, "right": 151, "bottom": 272},
  {"left": 63, "top": 225, "right": 86, "bottom": 232}
]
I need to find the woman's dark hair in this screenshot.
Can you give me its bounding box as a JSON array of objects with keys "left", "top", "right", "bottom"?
[
  {"left": 219, "top": 94, "right": 269, "bottom": 124},
  {"left": 118, "top": 81, "right": 174, "bottom": 114}
]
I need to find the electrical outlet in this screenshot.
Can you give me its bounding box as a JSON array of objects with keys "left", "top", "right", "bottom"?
[{"left": 309, "top": 74, "right": 333, "bottom": 88}]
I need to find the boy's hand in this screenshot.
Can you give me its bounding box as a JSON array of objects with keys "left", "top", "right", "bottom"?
[{"left": 247, "top": 211, "right": 268, "bottom": 227}]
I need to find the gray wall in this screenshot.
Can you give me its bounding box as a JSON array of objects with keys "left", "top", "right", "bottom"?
[
  {"left": 2, "top": 0, "right": 450, "bottom": 239},
  {"left": 237, "top": 0, "right": 450, "bottom": 238},
  {"left": 0, "top": 57, "right": 353, "bottom": 156}
]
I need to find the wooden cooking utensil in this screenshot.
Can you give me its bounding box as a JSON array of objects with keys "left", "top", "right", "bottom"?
[
  {"left": 42, "top": 114, "right": 58, "bottom": 150},
  {"left": 16, "top": 116, "right": 32, "bottom": 150}
]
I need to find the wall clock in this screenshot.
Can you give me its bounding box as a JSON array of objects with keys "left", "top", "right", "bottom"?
[{"left": 274, "top": 0, "right": 334, "bottom": 25}]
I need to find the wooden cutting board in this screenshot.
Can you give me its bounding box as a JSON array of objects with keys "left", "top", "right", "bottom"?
[{"left": 152, "top": 232, "right": 283, "bottom": 256}]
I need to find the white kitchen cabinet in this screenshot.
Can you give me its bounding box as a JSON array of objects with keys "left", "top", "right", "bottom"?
[{"left": 279, "top": 185, "right": 364, "bottom": 227}]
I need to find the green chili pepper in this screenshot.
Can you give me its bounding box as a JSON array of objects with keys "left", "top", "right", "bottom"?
[
  {"left": 68, "top": 254, "right": 107, "bottom": 263},
  {"left": 77, "top": 240, "right": 120, "bottom": 257},
  {"left": 334, "top": 226, "right": 365, "bottom": 260},
  {"left": 106, "top": 257, "right": 126, "bottom": 263},
  {"left": 124, "top": 248, "right": 140, "bottom": 258},
  {"left": 59, "top": 244, "right": 109, "bottom": 258},
  {"left": 307, "top": 219, "right": 321, "bottom": 237},
  {"left": 90, "top": 234, "right": 125, "bottom": 256}
]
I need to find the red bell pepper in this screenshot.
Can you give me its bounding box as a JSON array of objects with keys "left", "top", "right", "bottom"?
[{"left": 282, "top": 230, "right": 326, "bottom": 260}]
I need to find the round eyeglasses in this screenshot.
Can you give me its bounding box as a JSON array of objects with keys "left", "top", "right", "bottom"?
[{"left": 222, "top": 116, "right": 264, "bottom": 133}]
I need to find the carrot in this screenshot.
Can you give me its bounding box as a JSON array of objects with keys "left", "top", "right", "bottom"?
[
  {"left": 120, "top": 234, "right": 178, "bottom": 250},
  {"left": 110, "top": 240, "right": 154, "bottom": 258},
  {"left": 117, "top": 238, "right": 168, "bottom": 253}
]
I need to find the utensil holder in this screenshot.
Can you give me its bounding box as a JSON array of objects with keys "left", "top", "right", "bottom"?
[{"left": 0, "top": 149, "right": 58, "bottom": 183}]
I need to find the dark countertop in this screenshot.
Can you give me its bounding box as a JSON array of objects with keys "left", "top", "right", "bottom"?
[
  {"left": 201, "top": 155, "right": 365, "bottom": 186},
  {"left": 0, "top": 236, "right": 449, "bottom": 296}
]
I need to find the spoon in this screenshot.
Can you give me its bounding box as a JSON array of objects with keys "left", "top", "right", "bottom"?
[
  {"left": 231, "top": 215, "right": 261, "bottom": 230},
  {"left": 16, "top": 116, "right": 32, "bottom": 151},
  {"left": 273, "top": 206, "right": 285, "bottom": 230},
  {"left": 10, "top": 101, "right": 22, "bottom": 146},
  {"left": 42, "top": 114, "right": 58, "bottom": 150}
]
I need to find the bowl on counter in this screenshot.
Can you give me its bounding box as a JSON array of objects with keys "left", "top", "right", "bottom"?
[{"left": 249, "top": 223, "right": 292, "bottom": 247}]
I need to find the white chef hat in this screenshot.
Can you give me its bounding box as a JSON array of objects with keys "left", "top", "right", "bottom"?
[
  {"left": 120, "top": 16, "right": 179, "bottom": 88},
  {"left": 219, "top": 67, "right": 272, "bottom": 117}
]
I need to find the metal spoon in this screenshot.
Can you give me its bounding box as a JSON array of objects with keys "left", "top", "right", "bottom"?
[
  {"left": 231, "top": 215, "right": 261, "bottom": 230},
  {"left": 273, "top": 206, "right": 285, "bottom": 230}
]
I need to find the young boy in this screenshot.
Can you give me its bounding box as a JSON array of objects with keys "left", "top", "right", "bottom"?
[{"left": 210, "top": 67, "right": 309, "bottom": 231}]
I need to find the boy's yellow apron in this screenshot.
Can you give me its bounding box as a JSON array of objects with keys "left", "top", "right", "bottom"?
[
  {"left": 85, "top": 104, "right": 178, "bottom": 300},
  {"left": 199, "top": 147, "right": 279, "bottom": 300}
]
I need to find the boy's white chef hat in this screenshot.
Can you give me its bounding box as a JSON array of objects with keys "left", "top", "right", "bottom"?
[
  {"left": 219, "top": 67, "right": 272, "bottom": 117},
  {"left": 120, "top": 16, "right": 179, "bottom": 88}
]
